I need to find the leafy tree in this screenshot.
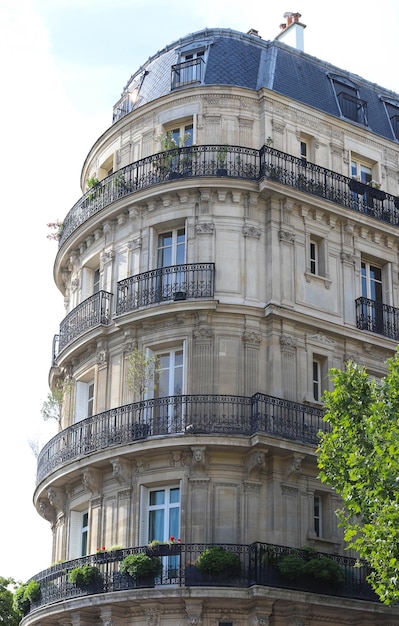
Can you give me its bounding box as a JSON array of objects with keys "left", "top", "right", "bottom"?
[
  {"left": 126, "top": 349, "right": 160, "bottom": 402},
  {"left": 0, "top": 577, "right": 22, "bottom": 626},
  {"left": 41, "top": 378, "right": 74, "bottom": 426},
  {"left": 317, "top": 351, "right": 399, "bottom": 604}
]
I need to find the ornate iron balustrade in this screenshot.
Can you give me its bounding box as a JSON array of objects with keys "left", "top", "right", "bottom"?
[
  {"left": 36, "top": 393, "right": 326, "bottom": 484},
  {"left": 355, "top": 296, "right": 399, "bottom": 341},
  {"left": 58, "top": 144, "right": 399, "bottom": 248},
  {"left": 59, "top": 291, "right": 112, "bottom": 351},
  {"left": 25, "top": 541, "right": 376, "bottom": 615},
  {"left": 116, "top": 263, "right": 215, "bottom": 314}
]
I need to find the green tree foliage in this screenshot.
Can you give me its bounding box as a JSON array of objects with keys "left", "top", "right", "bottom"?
[
  {"left": 0, "top": 577, "right": 22, "bottom": 626},
  {"left": 41, "top": 378, "right": 74, "bottom": 425},
  {"left": 126, "top": 349, "right": 160, "bottom": 402},
  {"left": 318, "top": 351, "right": 399, "bottom": 604}
]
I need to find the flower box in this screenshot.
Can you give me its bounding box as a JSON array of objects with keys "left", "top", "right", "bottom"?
[{"left": 349, "top": 179, "right": 367, "bottom": 194}]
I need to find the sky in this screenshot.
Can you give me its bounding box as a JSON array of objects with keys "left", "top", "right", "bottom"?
[{"left": 0, "top": 0, "right": 398, "bottom": 583}]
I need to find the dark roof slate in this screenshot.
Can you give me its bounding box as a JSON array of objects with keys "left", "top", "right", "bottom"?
[{"left": 115, "top": 27, "right": 399, "bottom": 143}]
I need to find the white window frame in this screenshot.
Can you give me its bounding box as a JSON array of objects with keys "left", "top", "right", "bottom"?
[
  {"left": 314, "top": 495, "right": 322, "bottom": 537},
  {"left": 69, "top": 509, "right": 89, "bottom": 559},
  {"left": 139, "top": 483, "right": 181, "bottom": 545},
  {"left": 75, "top": 379, "right": 95, "bottom": 422}
]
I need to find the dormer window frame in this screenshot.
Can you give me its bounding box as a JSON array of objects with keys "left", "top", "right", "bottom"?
[
  {"left": 381, "top": 97, "right": 399, "bottom": 141},
  {"left": 329, "top": 74, "right": 368, "bottom": 126},
  {"left": 171, "top": 41, "right": 210, "bottom": 90}
]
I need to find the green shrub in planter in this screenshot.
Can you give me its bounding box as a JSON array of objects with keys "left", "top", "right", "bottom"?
[
  {"left": 195, "top": 546, "right": 241, "bottom": 575},
  {"left": 68, "top": 565, "right": 100, "bottom": 586},
  {"left": 120, "top": 553, "right": 162, "bottom": 579},
  {"left": 277, "top": 554, "right": 306, "bottom": 581},
  {"left": 304, "top": 556, "right": 344, "bottom": 584},
  {"left": 14, "top": 580, "right": 40, "bottom": 615}
]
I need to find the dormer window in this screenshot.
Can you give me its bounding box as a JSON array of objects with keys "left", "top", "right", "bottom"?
[
  {"left": 171, "top": 42, "right": 209, "bottom": 90},
  {"left": 382, "top": 99, "right": 399, "bottom": 141},
  {"left": 330, "top": 74, "right": 367, "bottom": 125}
]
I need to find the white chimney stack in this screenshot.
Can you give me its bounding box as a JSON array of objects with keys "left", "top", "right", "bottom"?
[{"left": 275, "top": 12, "right": 306, "bottom": 51}]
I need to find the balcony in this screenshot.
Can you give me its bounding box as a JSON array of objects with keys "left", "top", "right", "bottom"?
[
  {"left": 59, "top": 291, "right": 112, "bottom": 351},
  {"left": 116, "top": 263, "right": 215, "bottom": 315},
  {"left": 355, "top": 297, "right": 399, "bottom": 341},
  {"left": 171, "top": 57, "right": 205, "bottom": 89},
  {"left": 36, "top": 393, "right": 326, "bottom": 484},
  {"left": 58, "top": 145, "right": 399, "bottom": 247},
  {"left": 24, "top": 542, "right": 376, "bottom": 615}
]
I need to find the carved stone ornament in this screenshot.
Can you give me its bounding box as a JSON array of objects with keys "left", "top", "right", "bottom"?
[
  {"left": 144, "top": 607, "right": 159, "bottom": 626},
  {"left": 279, "top": 230, "right": 295, "bottom": 243},
  {"left": 47, "top": 487, "right": 66, "bottom": 516},
  {"left": 111, "top": 458, "right": 130, "bottom": 484},
  {"left": 280, "top": 334, "right": 297, "bottom": 348},
  {"left": 243, "top": 225, "right": 261, "bottom": 239},
  {"left": 38, "top": 499, "right": 56, "bottom": 525},
  {"left": 243, "top": 330, "right": 262, "bottom": 345},
  {"left": 195, "top": 223, "right": 214, "bottom": 234},
  {"left": 82, "top": 468, "right": 102, "bottom": 494},
  {"left": 191, "top": 446, "right": 206, "bottom": 475},
  {"left": 247, "top": 450, "right": 266, "bottom": 479}
]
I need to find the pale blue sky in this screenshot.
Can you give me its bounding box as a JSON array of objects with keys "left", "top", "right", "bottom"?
[{"left": 1, "top": 0, "right": 398, "bottom": 582}]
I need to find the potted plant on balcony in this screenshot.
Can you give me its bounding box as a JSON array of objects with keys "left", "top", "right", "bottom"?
[
  {"left": 349, "top": 177, "right": 367, "bottom": 195},
  {"left": 119, "top": 552, "right": 162, "bottom": 587},
  {"left": 68, "top": 565, "right": 102, "bottom": 591},
  {"left": 147, "top": 537, "right": 181, "bottom": 556},
  {"left": 216, "top": 145, "right": 228, "bottom": 176},
  {"left": 186, "top": 546, "right": 241, "bottom": 585},
  {"left": 14, "top": 580, "right": 41, "bottom": 615},
  {"left": 276, "top": 548, "right": 344, "bottom": 592},
  {"left": 367, "top": 180, "right": 386, "bottom": 201}
]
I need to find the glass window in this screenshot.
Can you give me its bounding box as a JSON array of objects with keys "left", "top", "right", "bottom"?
[
  {"left": 157, "top": 228, "right": 186, "bottom": 267},
  {"left": 148, "top": 486, "right": 180, "bottom": 542},
  {"left": 361, "top": 262, "right": 382, "bottom": 302},
  {"left": 313, "top": 360, "right": 320, "bottom": 402},
  {"left": 81, "top": 511, "right": 89, "bottom": 556},
  {"left": 314, "top": 496, "right": 322, "bottom": 537},
  {"left": 310, "top": 241, "right": 317, "bottom": 275}
]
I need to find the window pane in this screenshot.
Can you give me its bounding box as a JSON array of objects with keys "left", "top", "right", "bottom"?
[
  {"left": 169, "top": 506, "right": 180, "bottom": 537},
  {"left": 150, "top": 490, "right": 165, "bottom": 505},
  {"left": 149, "top": 509, "right": 164, "bottom": 541},
  {"left": 170, "top": 487, "right": 180, "bottom": 504}
]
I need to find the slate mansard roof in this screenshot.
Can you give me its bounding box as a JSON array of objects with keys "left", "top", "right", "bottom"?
[{"left": 112, "top": 27, "right": 399, "bottom": 143}]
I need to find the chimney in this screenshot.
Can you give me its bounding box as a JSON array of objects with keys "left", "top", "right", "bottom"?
[{"left": 275, "top": 11, "right": 306, "bottom": 51}]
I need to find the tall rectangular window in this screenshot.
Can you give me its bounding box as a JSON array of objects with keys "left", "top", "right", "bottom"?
[
  {"left": 313, "top": 360, "right": 320, "bottom": 402},
  {"left": 310, "top": 240, "right": 317, "bottom": 275},
  {"left": 148, "top": 486, "right": 180, "bottom": 543},
  {"left": 314, "top": 496, "right": 322, "bottom": 537},
  {"left": 81, "top": 511, "right": 89, "bottom": 556},
  {"left": 75, "top": 379, "right": 95, "bottom": 422}
]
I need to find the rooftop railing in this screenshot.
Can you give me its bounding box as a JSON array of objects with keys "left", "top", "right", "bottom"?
[
  {"left": 36, "top": 393, "right": 326, "bottom": 484},
  {"left": 24, "top": 541, "right": 376, "bottom": 615},
  {"left": 58, "top": 145, "right": 399, "bottom": 248}
]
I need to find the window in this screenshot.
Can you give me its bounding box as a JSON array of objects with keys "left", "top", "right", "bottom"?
[
  {"left": 331, "top": 75, "right": 367, "bottom": 124},
  {"left": 312, "top": 356, "right": 327, "bottom": 403},
  {"left": 312, "top": 360, "right": 321, "bottom": 402},
  {"left": 171, "top": 48, "right": 206, "bottom": 89},
  {"left": 307, "top": 235, "right": 327, "bottom": 279},
  {"left": 75, "top": 379, "right": 95, "bottom": 422},
  {"left": 69, "top": 510, "right": 89, "bottom": 559},
  {"left": 314, "top": 495, "right": 322, "bottom": 537},
  {"left": 157, "top": 227, "right": 186, "bottom": 300},
  {"left": 351, "top": 160, "right": 372, "bottom": 185},
  {"left": 153, "top": 347, "right": 184, "bottom": 434},
  {"left": 310, "top": 240, "right": 317, "bottom": 275},
  {"left": 382, "top": 100, "right": 399, "bottom": 141},
  {"left": 164, "top": 123, "right": 193, "bottom": 147},
  {"left": 361, "top": 261, "right": 383, "bottom": 334},
  {"left": 81, "top": 265, "right": 101, "bottom": 300},
  {"left": 148, "top": 486, "right": 180, "bottom": 543},
  {"left": 300, "top": 140, "right": 307, "bottom": 161}
]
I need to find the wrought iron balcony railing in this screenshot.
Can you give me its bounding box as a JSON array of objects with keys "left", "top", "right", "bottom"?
[
  {"left": 36, "top": 393, "right": 326, "bottom": 484},
  {"left": 355, "top": 297, "right": 399, "bottom": 341},
  {"left": 171, "top": 57, "right": 205, "bottom": 89},
  {"left": 116, "top": 263, "right": 215, "bottom": 314},
  {"left": 59, "top": 291, "right": 112, "bottom": 351},
  {"left": 25, "top": 542, "right": 376, "bottom": 615},
  {"left": 58, "top": 144, "right": 399, "bottom": 248}
]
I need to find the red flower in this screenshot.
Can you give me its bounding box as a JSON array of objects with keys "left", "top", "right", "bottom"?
[
  {"left": 169, "top": 536, "right": 175, "bottom": 542},
  {"left": 177, "top": 538, "right": 181, "bottom": 544}
]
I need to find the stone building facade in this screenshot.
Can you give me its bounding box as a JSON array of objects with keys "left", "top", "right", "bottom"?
[{"left": 25, "top": 17, "right": 399, "bottom": 626}]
